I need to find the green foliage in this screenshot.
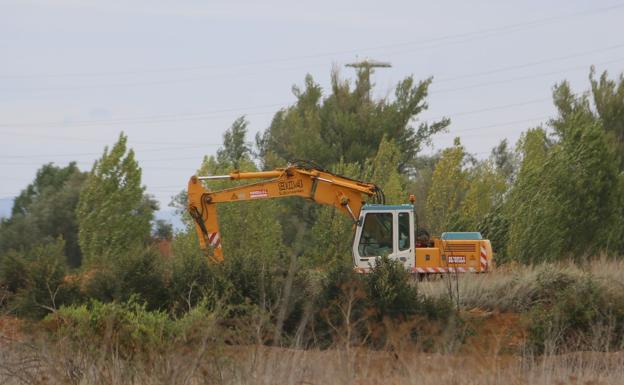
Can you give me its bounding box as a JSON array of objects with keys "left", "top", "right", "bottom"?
[
  {"left": 257, "top": 69, "right": 448, "bottom": 170},
  {"left": 0, "top": 251, "right": 29, "bottom": 293},
  {"left": 505, "top": 114, "right": 618, "bottom": 262},
  {"left": 45, "top": 298, "right": 221, "bottom": 357},
  {"left": 83, "top": 248, "right": 168, "bottom": 311},
  {"left": 459, "top": 161, "right": 506, "bottom": 231},
  {"left": 307, "top": 203, "right": 353, "bottom": 266},
  {"left": 168, "top": 242, "right": 214, "bottom": 313},
  {"left": 115, "top": 249, "right": 169, "bottom": 309},
  {"left": 424, "top": 138, "right": 507, "bottom": 237},
  {"left": 152, "top": 219, "right": 173, "bottom": 241},
  {"left": 589, "top": 68, "right": 624, "bottom": 168},
  {"left": 198, "top": 156, "right": 285, "bottom": 259},
  {"left": 77, "top": 133, "right": 157, "bottom": 265},
  {"left": 364, "top": 137, "right": 406, "bottom": 204},
  {"left": 0, "top": 239, "right": 81, "bottom": 318},
  {"left": 365, "top": 255, "right": 454, "bottom": 325},
  {"left": 405, "top": 155, "right": 438, "bottom": 229},
  {"left": 0, "top": 162, "right": 86, "bottom": 267},
  {"left": 365, "top": 255, "right": 419, "bottom": 319},
  {"left": 527, "top": 270, "right": 624, "bottom": 353},
  {"left": 490, "top": 139, "right": 517, "bottom": 182},
  {"left": 425, "top": 138, "right": 468, "bottom": 235},
  {"left": 217, "top": 116, "right": 251, "bottom": 169},
  {"left": 477, "top": 202, "right": 510, "bottom": 262}
]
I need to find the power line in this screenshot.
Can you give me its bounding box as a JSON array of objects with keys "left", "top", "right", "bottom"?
[
  {"left": 0, "top": 96, "right": 555, "bottom": 160},
  {"left": 433, "top": 57, "right": 624, "bottom": 95},
  {"left": 0, "top": 144, "right": 215, "bottom": 160},
  {"left": 7, "top": 64, "right": 326, "bottom": 92},
  {"left": 9, "top": 39, "right": 624, "bottom": 93},
  {"left": 438, "top": 116, "right": 550, "bottom": 135},
  {"left": 3, "top": 44, "right": 622, "bottom": 130},
  {"left": 428, "top": 97, "right": 551, "bottom": 121},
  {"left": 435, "top": 42, "right": 624, "bottom": 83},
  {"left": 0, "top": 94, "right": 550, "bottom": 146},
  {"left": 2, "top": 51, "right": 615, "bottom": 132},
  {"left": 0, "top": 58, "right": 577, "bottom": 130},
  {"left": 0, "top": 113, "right": 551, "bottom": 164},
  {"left": 0, "top": 130, "right": 224, "bottom": 146},
  {"left": 0, "top": 103, "right": 285, "bottom": 129},
  {"left": 2, "top": 2, "right": 623, "bottom": 81}
]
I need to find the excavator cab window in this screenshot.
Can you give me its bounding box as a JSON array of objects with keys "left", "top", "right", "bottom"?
[
  {"left": 398, "top": 212, "right": 411, "bottom": 251},
  {"left": 358, "top": 212, "right": 393, "bottom": 257}
]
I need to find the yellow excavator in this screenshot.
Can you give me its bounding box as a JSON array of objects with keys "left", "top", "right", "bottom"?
[{"left": 188, "top": 161, "right": 493, "bottom": 275}]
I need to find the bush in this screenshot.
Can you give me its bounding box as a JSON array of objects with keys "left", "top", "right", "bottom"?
[
  {"left": 0, "top": 251, "right": 29, "bottom": 293},
  {"left": 115, "top": 249, "right": 168, "bottom": 310},
  {"left": 168, "top": 249, "right": 215, "bottom": 314},
  {"left": 311, "top": 256, "right": 458, "bottom": 349},
  {"left": 44, "top": 298, "right": 222, "bottom": 358},
  {"left": 0, "top": 241, "right": 82, "bottom": 319},
  {"left": 527, "top": 275, "right": 624, "bottom": 353},
  {"left": 82, "top": 248, "right": 168, "bottom": 311},
  {"left": 365, "top": 255, "right": 420, "bottom": 319}
]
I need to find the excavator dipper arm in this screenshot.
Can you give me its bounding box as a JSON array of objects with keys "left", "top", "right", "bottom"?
[{"left": 187, "top": 165, "right": 382, "bottom": 262}]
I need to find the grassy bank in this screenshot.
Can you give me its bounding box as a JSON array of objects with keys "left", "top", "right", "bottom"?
[{"left": 1, "top": 258, "right": 624, "bottom": 384}]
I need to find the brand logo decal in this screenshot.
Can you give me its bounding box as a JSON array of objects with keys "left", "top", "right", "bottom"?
[{"left": 278, "top": 179, "right": 304, "bottom": 195}]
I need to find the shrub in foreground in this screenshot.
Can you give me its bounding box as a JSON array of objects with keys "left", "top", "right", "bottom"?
[
  {"left": 0, "top": 241, "right": 82, "bottom": 319},
  {"left": 528, "top": 273, "right": 624, "bottom": 353},
  {"left": 43, "top": 298, "right": 221, "bottom": 358}
]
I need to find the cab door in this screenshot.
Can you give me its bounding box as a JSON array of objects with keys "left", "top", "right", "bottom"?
[{"left": 394, "top": 211, "right": 415, "bottom": 269}]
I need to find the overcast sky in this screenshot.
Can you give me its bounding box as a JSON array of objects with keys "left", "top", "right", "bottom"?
[{"left": 2, "top": 0, "right": 624, "bottom": 209}]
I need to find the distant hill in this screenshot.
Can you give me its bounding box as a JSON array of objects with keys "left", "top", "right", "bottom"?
[{"left": 0, "top": 197, "right": 14, "bottom": 219}]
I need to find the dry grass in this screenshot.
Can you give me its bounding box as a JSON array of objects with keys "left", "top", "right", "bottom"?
[
  {"left": 418, "top": 257, "right": 624, "bottom": 312},
  {"left": 2, "top": 258, "right": 624, "bottom": 384},
  {"left": 1, "top": 338, "right": 623, "bottom": 385}
]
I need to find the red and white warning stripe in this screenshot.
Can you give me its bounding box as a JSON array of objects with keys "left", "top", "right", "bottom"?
[
  {"left": 412, "top": 267, "right": 477, "bottom": 274},
  {"left": 356, "top": 266, "right": 479, "bottom": 274},
  {"left": 208, "top": 232, "right": 221, "bottom": 248},
  {"left": 480, "top": 245, "right": 488, "bottom": 272}
]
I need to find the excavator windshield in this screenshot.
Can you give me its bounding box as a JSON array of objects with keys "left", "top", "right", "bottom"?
[{"left": 357, "top": 212, "right": 394, "bottom": 257}]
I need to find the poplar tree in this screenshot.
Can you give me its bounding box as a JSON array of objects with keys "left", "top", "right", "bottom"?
[
  {"left": 425, "top": 138, "right": 468, "bottom": 235},
  {"left": 217, "top": 116, "right": 251, "bottom": 169},
  {"left": 366, "top": 137, "right": 406, "bottom": 204},
  {"left": 504, "top": 77, "right": 621, "bottom": 262},
  {"left": 77, "top": 133, "right": 155, "bottom": 265}
]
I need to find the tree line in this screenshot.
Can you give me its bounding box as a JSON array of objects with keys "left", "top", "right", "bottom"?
[{"left": 0, "top": 67, "right": 623, "bottom": 324}]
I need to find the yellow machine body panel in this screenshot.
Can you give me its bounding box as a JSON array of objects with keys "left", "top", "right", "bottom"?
[{"left": 413, "top": 239, "right": 493, "bottom": 273}]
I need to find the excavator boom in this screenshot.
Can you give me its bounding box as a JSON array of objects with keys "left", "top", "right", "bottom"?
[{"left": 188, "top": 164, "right": 383, "bottom": 262}]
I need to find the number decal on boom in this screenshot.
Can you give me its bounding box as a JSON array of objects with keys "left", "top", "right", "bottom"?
[{"left": 278, "top": 179, "right": 304, "bottom": 195}]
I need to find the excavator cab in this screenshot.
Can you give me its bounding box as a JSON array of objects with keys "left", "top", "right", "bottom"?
[{"left": 352, "top": 204, "right": 416, "bottom": 270}]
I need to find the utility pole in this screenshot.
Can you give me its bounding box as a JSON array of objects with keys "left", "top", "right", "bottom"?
[
  {"left": 345, "top": 58, "right": 391, "bottom": 97},
  {"left": 345, "top": 58, "right": 392, "bottom": 70}
]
